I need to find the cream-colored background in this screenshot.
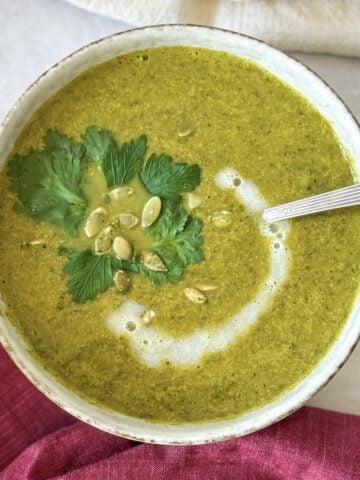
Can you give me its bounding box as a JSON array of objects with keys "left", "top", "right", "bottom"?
[{"left": 0, "top": 0, "right": 359, "bottom": 415}]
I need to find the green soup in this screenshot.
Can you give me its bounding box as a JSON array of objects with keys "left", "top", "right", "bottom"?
[{"left": 0, "top": 47, "right": 359, "bottom": 423}]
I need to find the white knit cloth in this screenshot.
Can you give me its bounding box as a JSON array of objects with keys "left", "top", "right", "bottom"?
[{"left": 64, "top": 0, "right": 360, "bottom": 56}]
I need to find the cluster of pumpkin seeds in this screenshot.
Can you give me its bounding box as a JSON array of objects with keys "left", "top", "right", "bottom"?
[
  {"left": 84, "top": 187, "right": 166, "bottom": 294},
  {"left": 84, "top": 182, "right": 231, "bottom": 310}
]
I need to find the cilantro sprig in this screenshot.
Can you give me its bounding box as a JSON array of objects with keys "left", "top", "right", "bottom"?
[
  {"left": 9, "top": 126, "right": 204, "bottom": 303},
  {"left": 150, "top": 200, "right": 204, "bottom": 282},
  {"left": 8, "top": 130, "right": 88, "bottom": 235},
  {"left": 81, "top": 127, "right": 147, "bottom": 187}
]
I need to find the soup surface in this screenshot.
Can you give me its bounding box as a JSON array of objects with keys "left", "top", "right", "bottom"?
[{"left": 0, "top": 47, "right": 360, "bottom": 423}]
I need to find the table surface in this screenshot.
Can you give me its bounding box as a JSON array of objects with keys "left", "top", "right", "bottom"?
[{"left": 1, "top": 0, "right": 359, "bottom": 416}]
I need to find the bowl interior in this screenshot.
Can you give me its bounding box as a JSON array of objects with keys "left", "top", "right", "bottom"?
[{"left": 1, "top": 25, "right": 360, "bottom": 444}]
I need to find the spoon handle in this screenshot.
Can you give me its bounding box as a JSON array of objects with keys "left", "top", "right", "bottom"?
[{"left": 263, "top": 184, "right": 360, "bottom": 223}]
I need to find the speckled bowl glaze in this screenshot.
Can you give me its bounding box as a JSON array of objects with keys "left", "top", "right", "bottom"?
[{"left": 1, "top": 25, "right": 360, "bottom": 445}]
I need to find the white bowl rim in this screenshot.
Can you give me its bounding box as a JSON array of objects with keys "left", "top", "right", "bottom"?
[{"left": 1, "top": 24, "right": 360, "bottom": 445}]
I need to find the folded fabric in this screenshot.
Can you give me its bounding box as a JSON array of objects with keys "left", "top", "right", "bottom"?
[
  {"left": 1, "top": 346, "right": 360, "bottom": 479},
  {"left": 63, "top": 0, "right": 360, "bottom": 57}
]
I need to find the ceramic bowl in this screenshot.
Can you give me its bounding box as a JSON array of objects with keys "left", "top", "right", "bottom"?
[{"left": 1, "top": 25, "right": 360, "bottom": 445}]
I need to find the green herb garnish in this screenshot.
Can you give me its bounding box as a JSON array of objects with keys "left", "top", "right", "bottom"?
[
  {"left": 149, "top": 201, "right": 204, "bottom": 282},
  {"left": 8, "top": 130, "right": 88, "bottom": 235},
  {"left": 82, "top": 126, "right": 147, "bottom": 188},
  {"left": 64, "top": 250, "right": 122, "bottom": 303},
  {"left": 64, "top": 203, "right": 204, "bottom": 301},
  {"left": 140, "top": 153, "right": 201, "bottom": 200},
  {"left": 9, "top": 127, "right": 204, "bottom": 303}
]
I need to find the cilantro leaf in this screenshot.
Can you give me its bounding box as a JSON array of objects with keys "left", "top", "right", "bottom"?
[
  {"left": 158, "top": 215, "right": 204, "bottom": 267},
  {"left": 80, "top": 126, "right": 114, "bottom": 164},
  {"left": 140, "top": 154, "right": 201, "bottom": 200},
  {"left": 64, "top": 250, "right": 121, "bottom": 303},
  {"left": 8, "top": 130, "right": 88, "bottom": 235},
  {"left": 116, "top": 136, "right": 148, "bottom": 186},
  {"left": 44, "top": 129, "right": 85, "bottom": 159},
  {"left": 148, "top": 200, "right": 204, "bottom": 283},
  {"left": 82, "top": 126, "right": 147, "bottom": 187},
  {"left": 150, "top": 199, "right": 188, "bottom": 239}
]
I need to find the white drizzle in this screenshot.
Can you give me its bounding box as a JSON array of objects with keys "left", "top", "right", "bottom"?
[{"left": 107, "top": 169, "right": 291, "bottom": 367}]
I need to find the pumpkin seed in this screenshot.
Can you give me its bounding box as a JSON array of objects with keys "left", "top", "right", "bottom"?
[
  {"left": 20, "top": 240, "right": 47, "bottom": 250},
  {"left": 84, "top": 207, "right": 108, "bottom": 238},
  {"left": 184, "top": 287, "right": 207, "bottom": 304},
  {"left": 141, "top": 309, "right": 156, "bottom": 324},
  {"left": 109, "top": 186, "right": 134, "bottom": 201},
  {"left": 119, "top": 213, "right": 139, "bottom": 229},
  {"left": 112, "top": 236, "right": 132, "bottom": 260},
  {"left": 178, "top": 119, "right": 195, "bottom": 137},
  {"left": 210, "top": 210, "right": 233, "bottom": 228},
  {"left": 95, "top": 225, "right": 114, "bottom": 254},
  {"left": 30, "top": 240, "right": 47, "bottom": 247},
  {"left": 140, "top": 251, "right": 168, "bottom": 272},
  {"left": 195, "top": 284, "right": 218, "bottom": 292},
  {"left": 187, "top": 193, "right": 202, "bottom": 210},
  {"left": 113, "top": 270, "right": 131, "bottom": 293},
  {"left": 141, "top": 196, "right": 162, "bottom": 228},
  {"left": 95, "top": 220, "right": 120, "bottom": 255}
]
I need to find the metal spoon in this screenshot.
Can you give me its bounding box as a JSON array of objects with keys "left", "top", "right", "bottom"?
[{"left": 263, "top": 184, "right": 360, "bottom": 223}]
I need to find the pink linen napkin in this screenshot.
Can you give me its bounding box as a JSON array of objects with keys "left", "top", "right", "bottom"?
[{"left": 1, "top": 345, "right": 360, "bottom": 480}]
